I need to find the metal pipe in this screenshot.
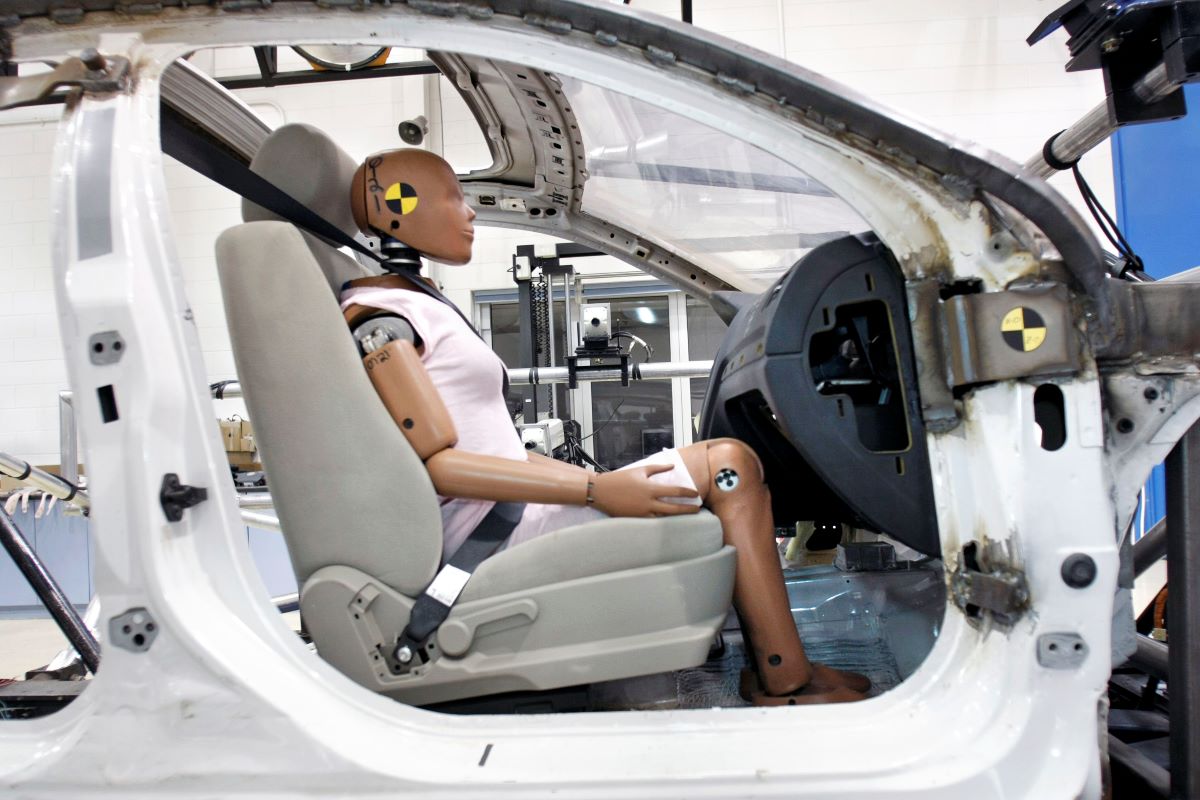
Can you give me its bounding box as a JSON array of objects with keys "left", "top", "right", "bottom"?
[
  {"left": 241, "top": 509, "right": 281, "bottom": 532},
  {"left": 58, "top": 390, "right": 78, "bottom": 486},
  {"left": 1166, "top": 421, "right": 1200, "bottom": 799},
  {"left": 508, "top": 360, "right": 714, "bottom": 386},
  {"left": 1109, "top": 734, "right": 1170, "bottom": 798},
  {"left": 1135, "top": 518, "right": 1167, "bottom": 578},
  {"left": 237, "top": 493, "right": 275, "bottom": 509},
  {"left": 1024, "top": 63, "right": 1173, "bottom": 179},
  {"left": 1129, "top": 634, "right": 1169, "bottom": 681},
  {"left": 0, "top": 451, "right": 89, "bottom": 511},
  {"left": 0, "top": 506, "right": 100, "bottom": 675},
  {"left": 212, "top": 360, "right": 714, "bottom": 396}
]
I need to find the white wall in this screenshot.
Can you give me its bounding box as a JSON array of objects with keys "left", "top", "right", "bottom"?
[{"left": 0, "top": 2, "right": 1118, "bottom": 464}]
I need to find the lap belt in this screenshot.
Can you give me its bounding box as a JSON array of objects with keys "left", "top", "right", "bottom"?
[{"left": 392, "top": 500, "right": 525, "bottom": 670}]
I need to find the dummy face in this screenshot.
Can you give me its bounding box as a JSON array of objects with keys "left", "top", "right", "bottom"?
[{"left": 350, "top": 148, "right": 477, "bottom": 265}]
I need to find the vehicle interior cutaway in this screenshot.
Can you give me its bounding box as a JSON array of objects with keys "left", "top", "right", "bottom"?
[{"left": 157, "top": 45, "right": 947, "bottom": 713}]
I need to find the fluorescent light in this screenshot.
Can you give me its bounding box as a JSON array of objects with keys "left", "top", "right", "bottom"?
[{"left": 634, "top": 306, "right": 657, "bottom": 325}]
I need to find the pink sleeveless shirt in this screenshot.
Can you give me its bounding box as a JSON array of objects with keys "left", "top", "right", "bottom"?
[{"left": 340, "top": 286, "right": 529, "bottom": 556}]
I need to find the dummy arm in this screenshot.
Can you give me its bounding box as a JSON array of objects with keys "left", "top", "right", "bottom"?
[{"left": 350, "top": 312, "right": 699, "bottom": 516}]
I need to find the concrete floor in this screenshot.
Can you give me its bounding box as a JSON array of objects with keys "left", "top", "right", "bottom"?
[{"left": 0, "top": 619, "right": 70, "bottom": 680}]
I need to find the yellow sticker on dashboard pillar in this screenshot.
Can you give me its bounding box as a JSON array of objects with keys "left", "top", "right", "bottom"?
[{"left": 1000, "top": 307, "right": 1047, "bottom": 353}]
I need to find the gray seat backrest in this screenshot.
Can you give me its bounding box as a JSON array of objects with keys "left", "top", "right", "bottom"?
[{"left": 214, "top": 124, "right": 442, "bottom": 596}]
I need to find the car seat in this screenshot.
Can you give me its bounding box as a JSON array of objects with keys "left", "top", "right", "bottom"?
[{"left": 213, "top": 123, "right": 736, "bottom": 705}]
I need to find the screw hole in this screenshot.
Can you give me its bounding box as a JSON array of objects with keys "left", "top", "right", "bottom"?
[
  {"left": 92, "top": 342, "right": 104, "bottom": 353},
  {"left": 132, "top": 633, "right": 145, "bottom": 647}
]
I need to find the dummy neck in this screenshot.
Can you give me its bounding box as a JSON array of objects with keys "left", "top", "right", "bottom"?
[{"left": 379, "top": 236, "right": 423, "bottom": 277}]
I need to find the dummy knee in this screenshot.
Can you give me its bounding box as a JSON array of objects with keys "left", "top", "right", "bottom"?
[{"left": 704, "top": 438, "right": 764, "bottom": 494}]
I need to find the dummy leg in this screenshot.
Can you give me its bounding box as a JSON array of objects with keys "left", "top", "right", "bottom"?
[{"left": 678, "top": 439, "right": 869, "bottom": 704}]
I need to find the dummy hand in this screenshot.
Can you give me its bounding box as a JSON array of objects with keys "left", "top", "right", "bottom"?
[{"left": 590, "top": 464, "right": 701, "bottom": 517}]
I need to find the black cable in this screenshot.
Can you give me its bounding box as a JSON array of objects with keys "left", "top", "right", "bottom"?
[
  {"left": 579, "top": 331, "right": 657, "bottom": 446},
  {"left": 210, "top": 379, "right": 235, "bottom": 400},
  {"left": 580, "top": 397, "right": 627, "bottom": 445},
  {"left": 1072, "top": 165, "right": 1143, "bottom": 272},
  {"left": 1042, "top": 129, "right": 1145, "bottom": 277}
]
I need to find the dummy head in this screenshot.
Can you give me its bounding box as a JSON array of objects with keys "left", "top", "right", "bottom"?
[{"left": 350, "top": 148, "right": 476, "bottom": 265}]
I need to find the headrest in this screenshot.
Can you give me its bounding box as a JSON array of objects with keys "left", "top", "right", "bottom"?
[{"left": 241, "top": 123, "right": 360, "bottom": 239}]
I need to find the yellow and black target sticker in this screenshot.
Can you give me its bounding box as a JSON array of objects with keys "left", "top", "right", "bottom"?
[
  {"left": 1000, "top": 307, "right": 1047, "bottom": 353},
  {"left": 384, "top": 182, "right": 419, "bottom": 215}
]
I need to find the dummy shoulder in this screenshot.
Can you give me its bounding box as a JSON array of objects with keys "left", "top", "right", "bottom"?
[{"left": 349, "top": 313, "right": 420, "bottom": 356}]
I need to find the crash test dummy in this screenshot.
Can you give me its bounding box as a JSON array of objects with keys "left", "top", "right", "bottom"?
[{"left": 340, "top": 148, "right": 870, "bottom": 705}]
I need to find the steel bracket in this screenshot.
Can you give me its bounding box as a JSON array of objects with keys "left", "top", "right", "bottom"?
[
  {"left": 942, "top": 283, "right": 1080, "bottom": 388},
  {"left": 951, "top": 560, "right": 1030, "bottom": 625},
  {"left": 0, "top": 49, "right": 130, "bottom": 111}
]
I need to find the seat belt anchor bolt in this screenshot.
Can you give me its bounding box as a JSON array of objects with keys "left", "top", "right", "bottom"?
[{"left": 396, "top": 644, "right": 414, "bottom": 664}]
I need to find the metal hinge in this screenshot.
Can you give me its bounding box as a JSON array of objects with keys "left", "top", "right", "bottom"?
[
  {"left": 951, "top": 544, "right": 1030, "bottom": 626},
  {"left": 0, "top": 49, "right": 130, "bottom": 111},
  {"left": 942, "top": 283, "right": 1079, "bottom": 387},
  {"left": 908, "top": 281, "right": 1081, "bottom": 433},
  {"left": 160, "top": 473, "right": 208, "bottom": 523}
]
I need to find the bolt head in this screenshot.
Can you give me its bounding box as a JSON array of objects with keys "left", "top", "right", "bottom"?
[
  {"left": 396, "top": 645, "right": 413, "bottom": 664},
  {"left": 1061, "top": 553, "right": 1097, "bottom": 589},
  {"left": 79, "top": 48, "right": 106, "bottom": 71}
]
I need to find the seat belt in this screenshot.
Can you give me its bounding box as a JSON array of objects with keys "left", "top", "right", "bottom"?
[
  {"left": 163, "top": 111, "right": 527, "bottom": 659},
  {"left": 159, "top": 107, "right": 479, "bottom": 336},
  {"left": 392, "top": 501, "right": 526, "bottom": 670}
]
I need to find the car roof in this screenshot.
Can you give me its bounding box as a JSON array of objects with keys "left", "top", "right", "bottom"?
[{"left": 4, "top": 0, "right": 1108, "bottom": 330}]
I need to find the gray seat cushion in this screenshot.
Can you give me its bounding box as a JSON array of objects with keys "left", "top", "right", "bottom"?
[{"left": 461, "top": 511, "right": 723, "bottom": 602}]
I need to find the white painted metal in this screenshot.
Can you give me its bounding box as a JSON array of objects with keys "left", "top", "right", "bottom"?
[{"left": 0, "top": 7, "right": 1159, "bottom": 798}]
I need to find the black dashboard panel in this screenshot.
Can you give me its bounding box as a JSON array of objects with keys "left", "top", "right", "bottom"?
[{"left": 699, "top": 233, "right": 940, "bottom": 556}]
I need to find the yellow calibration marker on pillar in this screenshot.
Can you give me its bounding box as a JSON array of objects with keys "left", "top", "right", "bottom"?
[
  {"left": 1001, "top": 307, "right": 1047, "bottom": 353},
  {"left": 385, "top": 182, "right": 419, "bottom": 215}
]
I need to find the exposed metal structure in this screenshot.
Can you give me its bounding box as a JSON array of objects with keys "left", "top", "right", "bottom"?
[
  {"left": 1167, "top": 423, "right": 1200, "bottom": 797},
  {"left": 0, "top": 1, "right": 1198, "bottom": 797},
  {"left": 0, "top": 507, "right": 100, "bottom": 675}
]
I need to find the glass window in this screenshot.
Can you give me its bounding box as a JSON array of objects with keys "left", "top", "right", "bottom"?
[
  {"left": 484, "top": 300, "right": 568, "bottom": 419},
  {"left": 561, "top": 77, "right": 868, "bottom": 292},
  {"left": 686, "top": 296, "right": 728, "bottom": 428},
  {"left": 589, "top": 295, "right": 673, "bottom": 470}
]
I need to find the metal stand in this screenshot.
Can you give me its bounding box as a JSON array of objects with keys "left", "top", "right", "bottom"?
[
  {"left": 0, "top": 507, "right": 100, "bottom": 675},
  {"left": 1166, "top": 422, "right": 1200, "bottom": 798}
]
